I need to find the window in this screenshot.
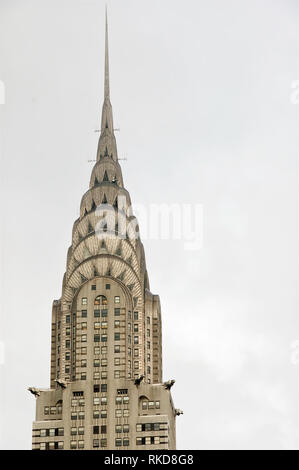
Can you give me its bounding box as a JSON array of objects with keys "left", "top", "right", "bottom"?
[
  {"left": 101, "top": 410, "right": 107, "bottom": 419},
  {"left": 78, "top": 412, "right": 84, "bottom": 420},
  {"left": 147, "top": 341, "right": 150, "bottom": 349},
  {"left": 81, "top": 359, "right": 87, "bottom": 368},
  {"left": 71, "top": 412, "right": 77, "bottom": 420},
  {"left": 65, "top": 365, "right": 70, "bottom": 374},
  {"left": 134, "top": 324, "right": 139, "bottom": 332},
  {"left": 156, "top": 401, "right": 160, "bottom": 409},
  {"left": 123, "top": 424, "right": 129, "bottom": 433},
  {"left": 123, "top": 409, "right": 129, "bottom": 417},
  {"left": 94, "top": 397, "right": 100, "bottom": 405},
  {"left": 101, "top": 384, "right": 107, "bottom": 392},
  {"left": 66, "top": 340, "right": 71, "bottom": 348},
  {"left": 94, "top": 371, "right": 100, "bottom": 379},
  {"left": 94, "top": 346, "right": 100, "bottom": 354},
  {"left": 142, "top": 401, "right": 148, "bottom": 410},
  {"left": 101, "top": 334, "right": 108, "bottom": 342},
  {"left": 106, "top": 284, "right": 110, "bottom": 290},
  {"left": 101, "top": 321, "right": 108, "bottom": 329},
  {"left": 66, "top": 328, "right": 70, "bottom": 336},
  {"left": 101, "top": 346, "right": 107, "bottom": 354},
  {"left": 66, "top": 315, "right": 70, "bottom": 323},
  {"left": 94, "top": 309, "right": 100, "bottom": 317},
  {"left": 114, "top": 320, "right": 120, "bottom": 328},
  {"left": 114, "top": 345, "right": 120, "bottom": 353},
  {"left": 81, "top": 373, "right": 86, "bottom": 380},
  {"left": 115, "top": 425, "right": 122, "bottom": 433},
  {"left": 94, "top": 322, "right": 101, "bottom": 329},
  {"left": 115, "top": 409, "right": 122, "bottom": 417},
  {"left": 71, "top": 427, "right": 77, "bottom": 435},
  {"left": 78, "top": 441, "right": 84, "bottom": 449},
  {"left": 147, "top": 329, "right": 150, "bottom": 337},
  {"left": 114, "top": 370, "right": 120, "bottom": 379},
  {"left": 93, "top": 426, "right": 99, "bottom": 434},
  {"left": 147, "top": 316, "right": 150, "bottom": 324},
  {"left": 70, "top": 441, "right": 77, "bottom": 449},
  {"left": 93, "top": 410, "right": 100, "bottom": 419},
  {"left": 114, "top": 296, "right": 120, "bottom": 304},
  {"left": 101, "top": 359, "right": 107, "bottom": 366},
  {"left": 123, "top": 396, "right": 129, "bottom": 404},
  {"left": 94, "top": 385, "right": 100, "bottom": 393},
  {"left": 94, "top": 295, "right": 107, "bottom": 305},
  {"left": 114, "top": 308, "right": 120, "bottom": 316},
  {"left": 123, "top": 438, "right": 129, "bottom": 447},
  {"left": 115, "top": 396, "right": 122, "bottom": 404},
  {"left": 101, "top": 371, "right": 108, "bottom": 379},
  {"left": 134, "top": 311, "right": 138, "bottom": 320},
  {"left": 100, "top": 439, "right": 107, "bottom": 447},
  {"left": 134, "top": 349, "right": 139, "bottom": 357},
  {"left": 94, "top": 334, "right": 100, "bottom": 342},
  {"left": 81, "top": 310, "right": 87, "bottom": 318},
  {"left": 101, "top": 309, "right": 108, "bottom": 317},
  {"left": 82, "top": 298, "right": 87, "bottom": 305},
  {"left": 78, "top": 427, "right": 84, "bottom": 435},
  {"left": 117, "top": 388, "right": 128, "bottom": 395},
  {"left": 101, "top": 425, "right": 107, "bottom": 434},
  {"left": 114, "top": 333, "right": 120, "bottom": 341},
  {"left": 81, "top": 335, "right": 87, "bottom": 343},
  {"left": 81, "top": 322, "right": 87, "bottom": 330},
  {"left": 114, "top": 358, "right": 120, "bottom": 366},
  {"left": 115, "top": 438, "right": 122, "bottom": 447},
  {"left": 101, "top": 397, "right": 107, "bottom": 405},
  {"left": 134, "top": 336, "right": 139, "bottom": 345},
  {"left": 148, "top": 401, "right": 155, "bottom": 409},
  {"left": 134, "top": 361, "right": 139, "bottom": 370},
  {"left": 93, "top": 439, "right": 99, "bottom": 448},
  {"left": 91, "top": 285, "right": 96, "bottom": 291}
]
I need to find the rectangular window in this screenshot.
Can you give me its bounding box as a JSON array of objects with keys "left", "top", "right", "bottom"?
[
  {"left": 114, "top": 333, "right": 120, "bottom": 341},
  {"left": 101, "top": 309, "right": 108, "bottom": 317},
  {"left": 101, "top": 397, "right": 107, "bottom": 405},
  {"left": 106, "top": 284, "right": 110, "bottom": 290},
  {"left": 101, "top": 334, "right": 108, "bottom": 342},
  {"left": 94, "top": 335, "right": 100, "bottom": 342},
  {"left": 134, "top": 336, "right": 139, "bottom": 344},
  {"left": 100, "top": 439, "right": 107, "bottom": 447},
  {"left": 66, "top": 315, "right": 70, "bottom": 323},
  {"left": 115, "top": 425, "right": 122, "bottom": 433},
  {"left": 78, "top": 441, "right": 84, "bottom": 449},
  {"left": 101, "top": 321, "right": 108, "bottom": 329},
  {"left": 70, "top": 441, "right": 77, "bottom": 449},
  {"left": 91, "top": 285, "right": 96, "bottom": 290},
  {"left": 134, "top": 324, "right": 139, "bottom": 332},
  {"left": 94, "top": 309, "right": 100, "bottom": 317},
  {"left": 66, "top": 340, "right": 71, "bottom": 348},
  {"left": 115, "top": 438, "right": 122, "bottom": 447},
  {"left": 78, "top": 427, "right": 84, "bottom": 435},
  {"left": 93, "top": 439, "right": 99, "bottom": 448},
  {"left": 101, "top": 359, "right": 107, "bottom": 366},
  {"left": 81, "top": 373, "right": 86, "bottom": 380},
  {"left": 94, "top": 384, "right": 100, "bottom": 393},
  {"left": 123, "top": 438, "right": 129, "bottom": 447},
  {"left": 114, "top": 345, "right": 120, "bottom": 353},
  {"left": 94, "top": 371, "right": 100, "bottom": 379},
  {"left": 82, "top": 298, "right": 87, "bottom": 305},
  {"left": 81, "top": 359, "right": 87, "bottom": 367},
  {"left": 94, "top": 322, "right": 101, "bottom": 329},
  {"left": 101, "top": 346, "right": 107, "bottom": 354},
  {"left": 115, "top": 396, "right": 122, "bottom": 404},
  {"left": 134, "top": 311, "right": 138, "bottom": 320},
  {"left": 93, "top": 410, "right": 100, "bottom": 419},
  {"left": 93, "top": 426, "right": 99, "bottom": 434},
  {"left": 148, "top": 401, "right": 155, "bottom": 409},
  {"left": 123, "top": 424, "right": 129, "bottom": 433},
  {"left": 101, "top": 384, "right": 107, "bottom": 392},
  {"left": 81, "top": 347, "right": 87, "bottom": 355},
  {"left": 94, "top": 397, "right": 100, "bottom": 405},
  {"left": 94, "top": 346, "right": 100, "bottom": 354},
  {"left": 101, "top": 410, "right": 107, "bottom": 419},
  {"left": 101, "top": 425, "right": 107, "bottom": 434},
  {"left": 81, "top": 335, "right": 87, "bottom": 342},
  {"left": 101, "top": 371, "right": 108, "bottom": 379},
  {"left": 71, "top": 427, "right": 77, "bottom": 436},
  {"left": 114, "top": 296, "right": 120, "bottom": 304},
  {"left": 78, "top": 412, "right": 85, "bottom": 420},
  {"left": 81, "top": 310, "right": 87, "bottom": 318},
  {"left": 114, "top": 308, "right": 120, "bottom": 316}
]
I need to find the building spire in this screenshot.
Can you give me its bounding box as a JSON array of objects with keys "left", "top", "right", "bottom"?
[
  {"left": 98, "top": 6, "right": 118, "bottom": 161},
  {"left": 104, "top": 5, "right": 110, "bottom": 99}
]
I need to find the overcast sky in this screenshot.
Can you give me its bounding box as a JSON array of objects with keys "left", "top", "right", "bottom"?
[{"left": 0, "top": 0, "right": 298, "bottom": 450}]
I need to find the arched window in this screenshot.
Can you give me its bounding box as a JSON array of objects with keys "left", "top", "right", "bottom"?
[{"left": 94, "top": 295, "right": 108, "bottom": 306}]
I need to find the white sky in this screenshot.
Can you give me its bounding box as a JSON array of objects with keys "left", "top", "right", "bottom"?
[{"left": 0, "top": 0, "right": 298, "bottom": 450}]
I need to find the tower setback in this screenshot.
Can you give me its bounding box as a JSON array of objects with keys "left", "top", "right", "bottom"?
[{"left": 31, "top": 12, "right": 177, "bottom": 451}]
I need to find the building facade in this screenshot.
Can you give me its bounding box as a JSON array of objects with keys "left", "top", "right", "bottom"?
[{"left": 31, "top": 13, "right": 178, "bottom": 451}]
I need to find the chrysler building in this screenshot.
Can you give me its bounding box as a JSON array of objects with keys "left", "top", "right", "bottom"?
[{"left": 31, "top": 11, "right": 178, "bottom": 450}]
